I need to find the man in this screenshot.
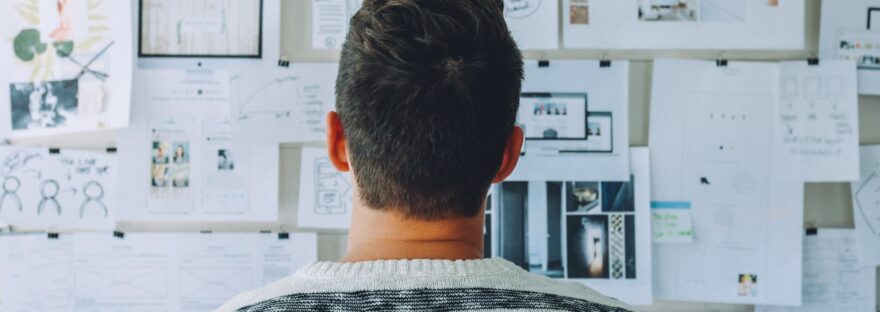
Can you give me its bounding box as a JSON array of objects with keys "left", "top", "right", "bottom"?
[{"left": 220, "top": 0, "right": 631, "bottom": 311}]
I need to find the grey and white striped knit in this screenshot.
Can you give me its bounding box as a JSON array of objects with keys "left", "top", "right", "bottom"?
[{"left": 217, "top": 258, "right": 633, "bottom": 312}]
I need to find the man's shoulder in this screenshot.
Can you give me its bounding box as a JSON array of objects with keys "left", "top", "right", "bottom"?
[{"left": 216, "top": 259, "right": 633, "bottom": 312}]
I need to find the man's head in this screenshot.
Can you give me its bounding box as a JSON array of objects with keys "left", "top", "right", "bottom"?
[{"left": 328, "top": 0, "right": 524, "bottom": 220}]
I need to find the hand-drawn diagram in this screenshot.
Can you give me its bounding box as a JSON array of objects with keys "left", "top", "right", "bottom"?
[
  {"left": 314, "top": 157, "right": 351, "bottom": 215},
  {"left": 179, "top": 267, "right": 253, "bottom": 301},
  {"left": 80, "top": 180, "right": 108, "bottom": 217},
  {"left": 37, "top": 179, "right": 61, "bottom": 216},
  {"left": 231, "top": 74, "right": 301, "bottom": 121},
  {"left": 230, "top": 64, "right": 338, "bottom": 143},
  {"left": 0, "top": 146, "right": 116, "bottom": 229},
  {"left": 75, "top": 267, "right": 168, "bottom": 300},
  {"left": 0, "top": 176, "right": 23, "bottom": 212}
]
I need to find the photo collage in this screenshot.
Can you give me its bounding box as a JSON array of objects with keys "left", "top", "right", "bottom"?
[{"left": 490, "top": 176, "right": 637, "bottom": 281}]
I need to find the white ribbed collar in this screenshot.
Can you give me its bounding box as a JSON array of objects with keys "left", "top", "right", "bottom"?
[{"left": 296, "top": 258, "right": 519, "bottom": 278}]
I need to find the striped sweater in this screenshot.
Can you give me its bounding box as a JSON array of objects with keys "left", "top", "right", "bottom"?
[{"left": 217, "top": 258, "right": 633, "bottom": 312}]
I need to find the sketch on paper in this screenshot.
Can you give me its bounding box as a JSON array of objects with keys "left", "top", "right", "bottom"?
[
  {"left": 229, "top": 64, "right": 338, "bottom": 143},
  {"left": 0, "top": 146, "right": 116, "bottom": 229},
  {"left": 1, "top": 0, "right": 132, "bottom": 136},
  {"left": 139, "top": 0, "right": 263, "bottom": 57},
  {"left": 314, "top": 157, "right": 351, "bottom": 215},
  {"left": 638, "top": 0, "right": 746, "bottom": 22},
  {"left": 232, "top": 75, "right": 301, "bottom": 121},
  {"left": 75, "top": 267, "right": 169, "bottom": 300},
  {"left": 179, "top": 267, "right": 253, "bottom": 301},
  {"left": 298, "top": 147, "right": 353, "bottom": 229}
]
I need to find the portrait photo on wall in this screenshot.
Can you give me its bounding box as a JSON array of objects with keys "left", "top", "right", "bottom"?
[{"left": 9, "top": 80, "right": 79, "bottom": 130}]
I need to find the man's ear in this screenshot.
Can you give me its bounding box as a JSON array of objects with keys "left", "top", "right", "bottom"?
[
  {"left": 326, "top": 111, "right": 350, "bottom": 172},
  {"left": 492, "top": 126, "right": 523, "bottom": 183}
]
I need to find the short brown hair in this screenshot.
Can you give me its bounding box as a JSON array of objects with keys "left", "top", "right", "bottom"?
[{"left": 336, "top": 0, "right": 523, "bottom": 220}]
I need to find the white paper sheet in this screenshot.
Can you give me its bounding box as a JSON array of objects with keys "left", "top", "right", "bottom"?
[
  {"left": 510, "top": 60, "right": 630, "bottom": 181},
  {"left": 0, "top": 146, "right": 117, "bottom": 230},
  {"left": 312, "top": 0, "right": 362, "bottom": 49},
  {"left": 853, "top": 145, "right": 880, "bottom": 267},
  {"left": 118, "top": 69, "right": 279, "bottom": 222},
  {"left": 562, "top": 0, "right": 804, "bottom": 50},
  {"left": 504, "top": 0, "right": 560, "bottom": 50},
  {"left": 0, "top": 0, "right": 133, "bottom": 138},
  {"left": 297, "top": 147, "right": 353, "bottom": 229},
  {"left": 492, "top": 148, "right": 652, "bottom": 305},
  {"left": 776, "top": 60, "right": 860, "bottom": 182},
  {"left": 819, "top": 0, "right": 880, "bottom": 95},
  {"left": 230, "top": 63, "right": 339, "bottom": 143},
  {"left": 756, "top": 229, "right": 877, "bottom": 312},
  {"left": 650, "top": 59, "right": 804, "bottom": 306},
  {"left": 0, "top": 232, "right": 317, "bottom": 312}
]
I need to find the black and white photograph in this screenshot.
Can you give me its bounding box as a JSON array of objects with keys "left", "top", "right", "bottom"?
[
  {"left": 9, "top": 79, "right": 79, "bottom": 130},
  {"left": 218, "top": 149, "right": 235, "bottom": 171}
]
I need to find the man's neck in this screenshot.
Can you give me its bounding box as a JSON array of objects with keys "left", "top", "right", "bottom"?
[{"left": 341, "top": 203, "right": 485, "bottom": 262}]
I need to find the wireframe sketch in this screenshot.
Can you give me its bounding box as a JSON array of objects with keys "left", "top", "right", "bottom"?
[
  {"left": 9, "top": 79, "right": 79, "bottom": 130},
  {"left": 140, "top": 0, "right": 262, "bottom": 57},
  {"left": 179, "top": 267, "right": 253, "bottom": 301},
  {"left": 504, "top": 0, "right": 542, "bottom": 19},
  {"left": 75, "top": 267, "right": 169, "bottom": 300},
  {"left": 314, "top": 157, "right": 351, "bottom": 215},
  {"left": 638, "top": 0, "right": 746, "bottom": 22},
  {"left": 2, "top": 0, "right": 132, "bottom": 136}
]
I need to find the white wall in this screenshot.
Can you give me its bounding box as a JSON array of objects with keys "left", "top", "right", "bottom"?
[{"left": 12, "top": 0, "right": 879, "bottom": 311}]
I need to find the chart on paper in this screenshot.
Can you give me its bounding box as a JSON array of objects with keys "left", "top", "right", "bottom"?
[{"left": 230, "top": 63, "right": 339, "bottom": 143}]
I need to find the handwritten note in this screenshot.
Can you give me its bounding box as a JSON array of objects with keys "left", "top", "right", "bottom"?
[
  {"left": 776, "top": 60, "right": 859, "bottom": 182},
  {"left": 651, "top": 201, "right": 694, "bottom": 243}
]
